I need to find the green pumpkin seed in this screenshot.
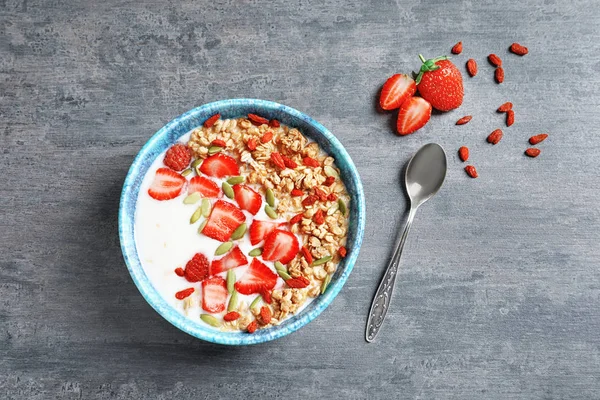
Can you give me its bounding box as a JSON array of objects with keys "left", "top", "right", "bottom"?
[
  {"left": 226, "top": 270, "right": 236, "bottom": 294},
  {"left": 248, "top": 248, "right": 262, "bottom": 257},
  {"left": 265, "top": 204, "right": 278, "bottom": 219},
  {"left": 222, "top": 182, "right": 234, "bottom": 199},
  {"left": 184, "top": 192, "right": 202, "bottom": 205},
  {"left": 201, "top": 198, "right": 211, "bottom": 217},
  {"left": 195, "top": 165, "right": 202, "bottom": 175},
  {"left": 208, "top": 145, "right": 223, "bottom": 155},
  {"left": 266, "top": 188, "right": 276, "bottom": 208},
  {"left": 228, "top": 290, "right": 239, "bottom": 312},
  {"left": 338, "top": 199, "right": 347, "bottom": 216},
  {"left": 191, "top": 159, "right": 202, "bottom": 169},
  {"left": 181, "top": 168, "right": 192, "bottom": 177},
  {"left": 198, "top": 219, "right": 207, "bottom": 233},
  {"left": 320, "top": 274, "right": 332, "bottom": 294},
  {"left": 190, "top": 207, "right": 203, "bottom": 224},
  {"left": 312, "top": 255, "right": 332, "bottom": 266},
  {"left": 324, "top": 165, "right": 339, "bottom": 178},
  {"left": 227, "top": 176, "right": 245, "bottom": 185},
  {"left": 277, "top": 269, "right": 292, "bottom": 281},
  {"left": 274, "top": 261, "right": 286, "bottom": 273},
  {"left": 215, "top": 241, "right": 233, "bottom": 256},
  {"left": 200, "top": 314, "right": 221, "bottom": 327},
  {"left": 230, "top": 223, "right": 247, "bottom": 240},
  {"left": 250, "top": 295, "right": 262, "bottom": 310}
]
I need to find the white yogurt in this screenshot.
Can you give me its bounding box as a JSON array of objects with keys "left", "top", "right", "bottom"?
[{"left": 134, "top": 131, "right": 313, "bottom": 326}]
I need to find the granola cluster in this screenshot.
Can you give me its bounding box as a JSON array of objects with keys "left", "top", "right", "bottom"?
[{"left": 187, "top": 116, "right": 350, "bottom": 326}]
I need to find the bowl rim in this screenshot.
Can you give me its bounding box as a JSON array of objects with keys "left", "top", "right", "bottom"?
[{"left": 119, "top": 98, "right": 365, "bottom": 345}]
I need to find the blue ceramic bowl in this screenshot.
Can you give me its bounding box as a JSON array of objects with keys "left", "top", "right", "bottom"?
[{"left": 119, "top": 99, "right": 365, "bottom": 345}]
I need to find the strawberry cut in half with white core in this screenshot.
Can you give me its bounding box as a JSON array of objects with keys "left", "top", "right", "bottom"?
[
  {"left": 232, "top": 184, "right": 262, "bottom": 215},
  {"left": 188, "top": 175, "right": 220, "bottom": 197},
  {"left": 201, "top": 276, "right": 228, "bottom": 313},
  {"left": 199, "top": 153, "right": 240, "bottom": 178},
  {"left": 210, "top": 246, "right": 248, "bottom": 275},
  {"left": 396, "top": 96, "right": 432, "bottom": 136},
  {"left": 379, "top": 74, "right": 417, "bottom": 111},
  {"left": 148, "top": 167, "right": 187, "bottom": 200},
  {"left": 202, "top": 200, "right": 246, "bottom": 242},
  {"left": 234, "top": 258, "right": 278, "bottom": 295},
  {"left": 262, "top": 229, "right": 299, "bottom": 265},
  {"left": 248, "top": 220, "right": 282, "bottom": 246}
]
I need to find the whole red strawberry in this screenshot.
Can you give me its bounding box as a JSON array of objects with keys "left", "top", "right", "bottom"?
[{"left": 415, "top": 55, "right": 464, "bottom": 112}]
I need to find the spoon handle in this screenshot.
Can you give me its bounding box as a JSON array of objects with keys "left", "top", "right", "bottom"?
[{"left": 365, "top": 207, "right": 417, "bottom": 342}]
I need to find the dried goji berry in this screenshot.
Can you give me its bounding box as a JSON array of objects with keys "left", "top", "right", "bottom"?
[
  {"left": 223, "top": 311, "right": 240, "bottom": 322},
  {"left": 303, "top": 157, "right": 320, "bottom": 168},
  {"left": 211, "top": 139, "right": 227, "bottom": 147},
  {"left": 529, "top": 134, "right": 548, "bottom": 145},
  {"left": 323, "top": 176, "right": 335, "bottom": 186},
  {"left": 327, "top": 193, "right": 337, "bottom": 201},
  {"left": 497, "top": 102, "right": 513, "bottom": 112},
  {"left": 487, "top": 129, "right": 503, "bottom": 145},
  {"left": 290, "top": 188, "right": 304, "bottom": 197},
  {"left": 338, "top": 246, "right": 347, "bottom": 258},
  {"left": 248, "top": 113, "right": 269, "bottom": 125},
  {"left": 456, "top": 116, "right": 472, "bottom": 125},
  {"left": 260, "top": 306, "right": 272, "bottom": 325},
  {"left": 506, "top": 110, "right": 515, "bottom": 127},
  {"left": 301, "top": 246, "right": 313, "bottom": 264},
  {"left": 281, "top": 154, "right": 298, "bottom": 169},
  {"left": 247, "top": 137, "right": 257, "bottom": 151},
  {"left": 174, "top": 267, "right": 185, "bottom": 277},
  {"left": 269, "top": 119, "right": 280, "bottom": 127},
  {"left": 270, "top": 152, "right": 286, "bottom": 169},
  {"left": 260, "top": 131, "right": 273, "bottom": 143},
  {"left": 510, "top": 42, "right": 528, "bottom": 56},
  {"left": 289, "top": 212, "right": 304, "bottom": 224},
  {"left": 247, "top": 320, "right": 258, "bottom": 333},
  {"left": 175, "top": 288, "right": 194, "bottom": 300},
  {"left": 286, "top": 276, "right": 310, "bottom": 289},
  {"left": 465, "top": 165, "right": 478, "bottom": 178},
  {"left": 495, "top": 67, "right": 504, "bottom": 84},
  {"left": 302, "top": 195, "right": 318, "bottom": 206},
  {"left": 313, "top": 209, "right": 325, "bottom": 225},
  {"left": 466, "top": 59, "right": 478, "bottom": 77},
  {"left": 488, "top": 53, "right": 502, "bottom": 67},
  {"left": 313, "top": 187, "right": 327, "bottom": 201},
  {"left": 525, "top": 148, "right": 541, "bottom": 157},
  {"left": 451, "top": 41, "right": 463, "bottom": 55},
  {"left": 458, "top": 146, "right": 469, "bottom": 162},
  {"left": 203, "top": 113, "right": 221, "bottom": 128}
]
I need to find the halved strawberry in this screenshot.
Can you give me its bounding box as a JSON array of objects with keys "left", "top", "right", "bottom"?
[
  {"left": 184, "top": 253, "right": 210, "bottom": 282},
  {"left": 199, "top": 153, "right": 240, "bottom": 178},
  {"left": 201, "top": 277, "right": 228, "bottom": 313},
  {"left": 210, "top": 246, "right": 248, "bottom": 275},
  {"left": 249, "top": 220, "right": 281, "bottom": 246},
  {"left": 262, "top": 229, "right": 299, "bottom": 264},
  {"left": 234, "top": 258, "right": 278, "bottom": 295},
  {"left": 202, "top": 200, "right": 246, "bottom": 242},
  {"left": 396, "top": 96, "right": 432, "bottom": 136},
  {"left": 379, "top": 74, "right": 417, "bottom": 111},
  {"left": 148, "top": 167, "right": 186, "bottom": 200},
  {"left": 232, "top": 184, "right": 262, "bottom": 215},
  {"left": 188, "top": 175, "right": 220, "bottom": 197}
]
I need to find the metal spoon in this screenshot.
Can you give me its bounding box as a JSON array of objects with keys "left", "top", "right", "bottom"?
[{"left": 366, "top": 143, "right": 447, "bottom": 342}]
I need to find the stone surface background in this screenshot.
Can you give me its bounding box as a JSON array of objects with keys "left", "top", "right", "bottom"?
[{"left": 2, "top": 0, "right": 600, "bottom": 398}]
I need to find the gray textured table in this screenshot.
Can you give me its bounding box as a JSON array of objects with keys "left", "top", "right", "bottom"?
[{"left": 2, "top": 0, "right": 600, "bottom": 398}]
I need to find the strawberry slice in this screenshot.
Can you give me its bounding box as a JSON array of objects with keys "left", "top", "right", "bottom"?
[
  {"left": 233, "top": 184, "right": 262, "bottom": 215},
  {"left": 188, "top": 175, "right": 220, "bottom": 197},
  {"left": 148, "top": 167, "right": 186, "bottom": 200},
  {"left": 184, "top": 253, "right": 210, "bottom": 282},
  {"left": 202, "top": 200, "right": 246, "bottom": 242},
  {"left": 210, "top": 246, "right": 248, "bottom": 275},
  {"left": 201, "top": 277, "right": 228, "bottom": 313},
  {"left": 249, "top": 220, "right": 281, "bottom": 246},
  {"left": 396, "top": 97, "right": 432, "bottom": 136},
  {"left": 379, "top": 74, "right": 417, "bottom": 111},
  {"left": 234, "top": 258, "right": 278, "bottom": 295},
  {"left": 262, "top": 229, "right": 299, "bottom": 264},
  {"left": 199, "top": 153, "right": 240, "bottom": 178}
]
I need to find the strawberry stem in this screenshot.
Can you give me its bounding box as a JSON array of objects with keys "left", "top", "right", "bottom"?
[{"left": 415, "top": 54, "right": 449, "bottom": 84}]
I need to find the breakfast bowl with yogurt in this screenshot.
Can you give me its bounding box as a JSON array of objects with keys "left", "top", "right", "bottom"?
[{"left": 119, "top": 99, "right": 365, "bottom": 345}]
